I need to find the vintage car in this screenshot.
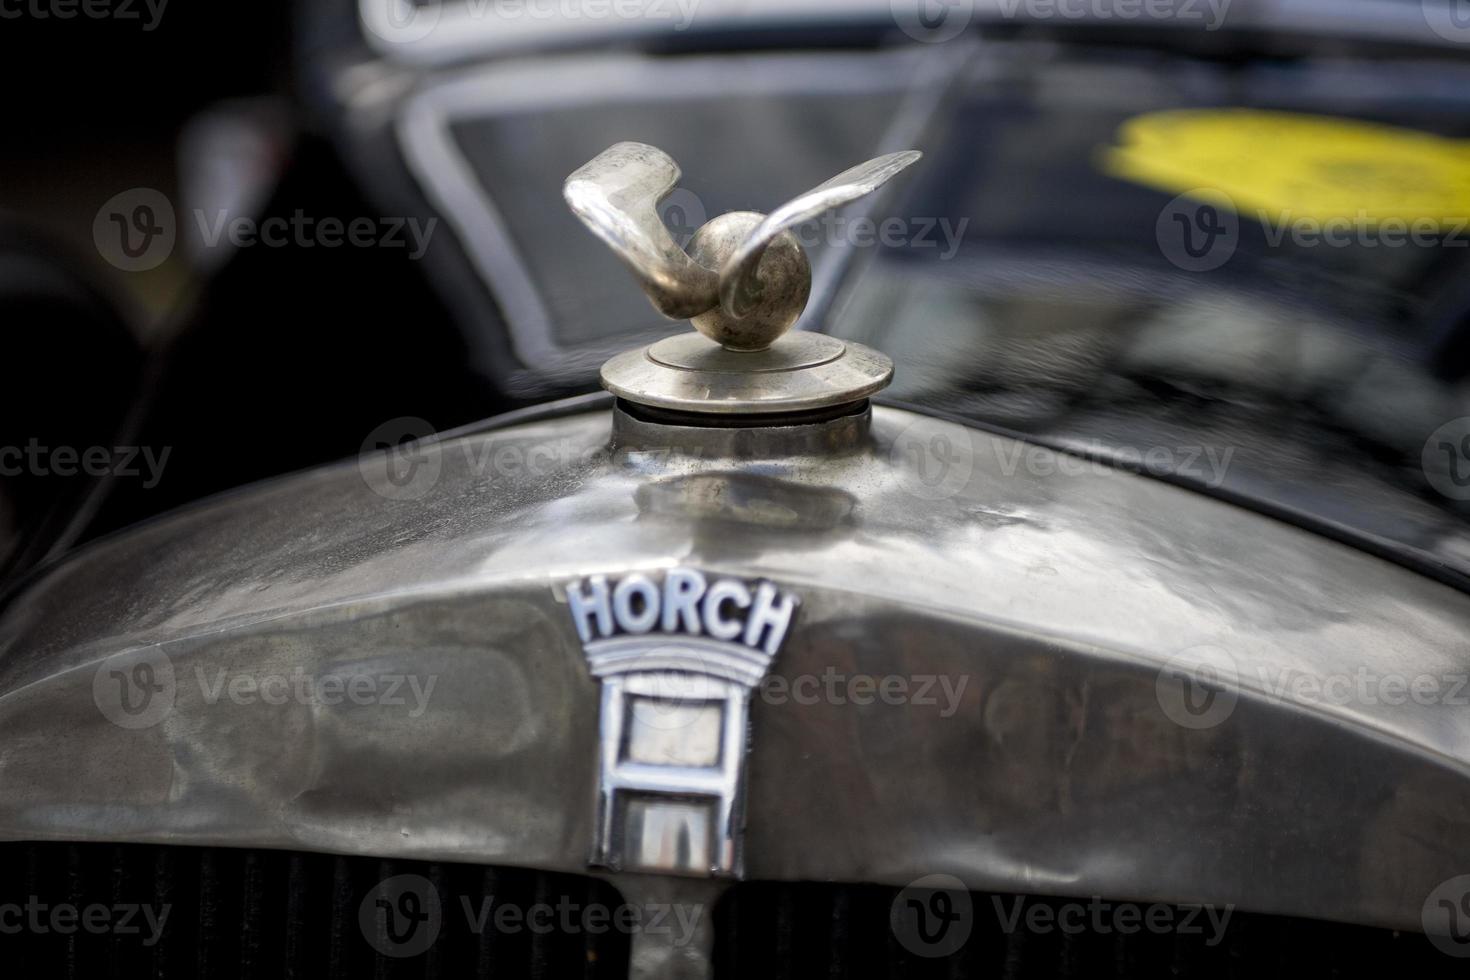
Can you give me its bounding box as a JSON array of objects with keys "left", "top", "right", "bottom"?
[{"left": 3, "top": 2, "right": 1470, "bottom": 978}]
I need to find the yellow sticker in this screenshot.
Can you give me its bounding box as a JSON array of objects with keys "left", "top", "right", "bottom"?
[{"left": 1100, "top": 109, "right": 1470, "bottom": 228}]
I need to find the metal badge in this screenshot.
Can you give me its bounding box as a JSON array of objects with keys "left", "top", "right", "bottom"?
[{"left": 566, "top": 568, "right": 798, "bottom": 877}]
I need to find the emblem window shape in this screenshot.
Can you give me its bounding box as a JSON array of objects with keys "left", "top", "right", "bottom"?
[{"left": 566, "top": 568, "right": 797, "bottom": 877}]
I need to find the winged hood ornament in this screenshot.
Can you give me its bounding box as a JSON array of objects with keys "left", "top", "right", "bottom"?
[
  {"left": 564, "top": 141, "right": 921, "bottom": 350},
  {"left": 563, "top": 141, "right": 922, "bottom": 414}
]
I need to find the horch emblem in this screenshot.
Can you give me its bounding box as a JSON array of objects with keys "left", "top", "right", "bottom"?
[{"left": 565, "top": 568, "right": 798, "bottom": 877}]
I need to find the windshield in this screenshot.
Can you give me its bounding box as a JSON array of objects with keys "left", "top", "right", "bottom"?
[{"left": 439, "top": 38, "right": 1470, "bottom": 585}]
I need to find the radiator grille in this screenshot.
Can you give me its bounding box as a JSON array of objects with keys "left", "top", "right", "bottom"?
[
  {"left": 713, "top": 881, "right": 1458, "bottom": 980},
  {"left": 3, "top": 843, "right": 1458, "bottom": 978},
  {"left": 0, "top": 841, "right": 629, "bottom": 979}
]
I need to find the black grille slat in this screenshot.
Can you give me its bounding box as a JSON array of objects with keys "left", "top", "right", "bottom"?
[
  {"left": 713, "top": 881, "right": 1464, "bottom": 980},
  {"left": 0, "top": 842, "right": 629, "bottom": 979}
]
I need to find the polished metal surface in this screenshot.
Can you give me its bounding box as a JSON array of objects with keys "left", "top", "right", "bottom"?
[
  {"left": 563, "top": 143, "right": 721, "bottom": 322},
  {"left": 685, "top": 211, "right": 810, "bottom": 351},
  {"left": 564, "top": 141, "right": 919, "bottom": 351},
  {"left": 1, "top": 399, "right": 1468, "bottom": 945},
  {"left": 601, "top": 333, "right": 893, "bottom": 416}
]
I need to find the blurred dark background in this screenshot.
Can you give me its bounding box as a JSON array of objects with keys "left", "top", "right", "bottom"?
[{"left": 5, "top": 1, "right": 1470, "bottom": 596}]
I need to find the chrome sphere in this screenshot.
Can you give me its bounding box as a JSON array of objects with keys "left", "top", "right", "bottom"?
[{"left": 687, "top": 211, "right": 812, "bottom": 351}]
